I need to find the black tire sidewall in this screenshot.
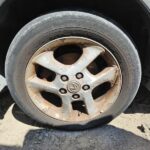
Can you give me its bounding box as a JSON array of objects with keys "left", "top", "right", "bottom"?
[{"left": 5, "top": 11, "right": 141, "bottom": 130}]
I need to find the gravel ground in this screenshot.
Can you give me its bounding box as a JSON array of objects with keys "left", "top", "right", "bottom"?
[{"left": 0, "top": 85, "right": 150, "bottom": 150}]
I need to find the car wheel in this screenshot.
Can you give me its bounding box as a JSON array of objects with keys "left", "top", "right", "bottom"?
[{"left": 5, "top": 11, "right": 141, "bottom": 130}]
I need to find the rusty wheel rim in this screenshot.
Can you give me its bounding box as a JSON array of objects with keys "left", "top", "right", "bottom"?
[{"left": 25, "top": 37, "right": 122, "bottom": 122}]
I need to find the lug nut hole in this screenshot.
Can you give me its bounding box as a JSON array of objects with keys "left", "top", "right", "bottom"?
[
  {"left": 72, "top": 94, "right": 80, "bottom": 99},
  {"left": 61, "top": 75, "right": 69, "bottom": 81},
  {"left": 59, "top": 88, "right": 67, "bottom": 94},
  {"left": 76, "top": 73, "right": 84, "bottom": 79},
  {"left": 82, "top": 85, "right": 90, "bottom": 91}
]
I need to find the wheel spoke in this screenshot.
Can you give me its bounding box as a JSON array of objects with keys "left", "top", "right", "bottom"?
[
  {"left": 83, "top": 68, "right": 95, "bottom": 82},
  {"left": 27, "top": 76, "right": 58, "bottom": 94},
  {"left": 61, "top": 95, "right": 72, "bottom": 119},
  {"left": 33, "top": 51, "right": 69, "bottom": 75},
  {"left": 83, "top": 91, "right": 98, "bottom": 116},
  {"left": 33, "top": 47, "right": 104, "bottom": 76},
  {"left": 67, "top": 46, "right": 105, "bottom": 75},
  {"left": 90, "top": 66, "right": 118, "bottom": 88}
]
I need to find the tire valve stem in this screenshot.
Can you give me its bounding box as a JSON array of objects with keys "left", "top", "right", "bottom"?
[{"left": 100, "top": 110, "right": 104, "bottom": 113}]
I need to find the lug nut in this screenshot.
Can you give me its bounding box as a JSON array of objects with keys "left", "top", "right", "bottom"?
[
  {"left": 59, "top": 88, "right": 67, "bottom": 94},
  {"left": 82, "top": 85, "right": 90, "bottom": 91},
  {"left": 76, "top": 73, "right": 84, "bottom": 79},
  {"left": 61, "top": 75, "right": 69, "bottom": 81},
  {"left": 72, "top": 94, "right": 80, "bottom": 99}
]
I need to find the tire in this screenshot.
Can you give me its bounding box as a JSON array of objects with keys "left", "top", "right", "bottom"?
[{"left": 5, "top": 11, "right": 141, "bottom": 130}]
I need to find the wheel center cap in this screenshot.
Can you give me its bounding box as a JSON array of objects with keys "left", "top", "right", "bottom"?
[{"left": 67, "top": 81, "right": 81, "bottom": 93}]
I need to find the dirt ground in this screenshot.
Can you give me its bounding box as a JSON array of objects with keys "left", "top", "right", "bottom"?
[
  {"left": 0, "top": 0, "right": 150, "bottom": 149},
  {"left": 0, "top": 85, "right": 150, "bottom": 150}
]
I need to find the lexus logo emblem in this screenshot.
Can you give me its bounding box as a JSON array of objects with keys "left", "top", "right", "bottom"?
[{"left": 67, "top": 81, "right": 81, "bottom": 93}]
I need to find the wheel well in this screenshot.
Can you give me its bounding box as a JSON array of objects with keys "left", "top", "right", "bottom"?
[{"left": 0, "top": 0, "right": 150, "bottom": 79}]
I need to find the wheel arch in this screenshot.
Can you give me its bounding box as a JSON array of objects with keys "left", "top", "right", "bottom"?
[{"left": 0, "top": 0, "right": 149, "bottom": 89}]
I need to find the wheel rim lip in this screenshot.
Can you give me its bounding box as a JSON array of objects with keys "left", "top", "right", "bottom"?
[{"left": 25, "top": 36, "right": 122, "bottom": 122}]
